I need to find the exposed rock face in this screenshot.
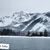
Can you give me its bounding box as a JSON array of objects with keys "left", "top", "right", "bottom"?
[{"left": 0, "top": 11, "right": 50, "bottom": 35}]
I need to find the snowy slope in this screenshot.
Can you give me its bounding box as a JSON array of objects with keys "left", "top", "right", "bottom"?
[{"left": 0, "top": 11, "right": 50, "bottom": 32}]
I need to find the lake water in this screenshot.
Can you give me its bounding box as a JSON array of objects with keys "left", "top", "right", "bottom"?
[{"left": 0, "top": 36, "right": 50, "bottom": 50}]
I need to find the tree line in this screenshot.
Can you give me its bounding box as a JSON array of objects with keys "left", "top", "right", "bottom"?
[
  {"left": 0, "top": 29, "right": 16, "bottom": 35},
  {"left": 26, "top": 30, "right": 48, "bottom": 36},
  {"left": 0, "top": 29, "right": 48, "bottom": 36}
]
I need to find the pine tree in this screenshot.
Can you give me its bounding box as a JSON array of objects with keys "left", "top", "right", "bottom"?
[
  {"left": 31, "top": 32, "right": 35, "bottom": 36},
  {"left": 44, "top": 29, "right": 48, "bottom": 36},
  {"left": 26, "top": 31, "right": 30, "bottom": 36},
  {"left": 40, "top": 32, "right": 43, "bottom": 36}
]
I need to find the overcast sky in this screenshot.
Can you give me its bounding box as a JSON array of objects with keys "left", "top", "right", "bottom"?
[{"left": 0, "top": 0, "right": 50, "bottom": 17}]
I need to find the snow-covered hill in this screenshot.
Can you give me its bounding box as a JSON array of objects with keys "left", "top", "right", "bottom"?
[{"left": 0, "top": 11, "right": 50, "bottom": 32}]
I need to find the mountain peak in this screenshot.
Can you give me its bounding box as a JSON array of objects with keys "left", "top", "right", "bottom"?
[{"left": 0, "top": 11, "right": 50, "bottom": 32}]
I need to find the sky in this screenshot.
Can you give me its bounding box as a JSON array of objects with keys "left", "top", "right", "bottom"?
[{"left": 0, "top": 0, "right": 50, "bottom": 17}]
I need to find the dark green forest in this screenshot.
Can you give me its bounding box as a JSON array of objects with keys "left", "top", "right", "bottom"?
[{"left": 0, "top": 29, "right": 48, "bottom": 36}]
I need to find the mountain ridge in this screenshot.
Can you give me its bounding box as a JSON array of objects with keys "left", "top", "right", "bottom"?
[{"left": 0, "top": 11, "right": 50, "bottom": 32}]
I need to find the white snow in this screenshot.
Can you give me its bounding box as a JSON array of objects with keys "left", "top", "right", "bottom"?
[
  {"left": 30, "top": 23, "right": 47, "bottom": 32},
  {"left": 0, "top": 11, "right": 50, "bottom": 32},
  {"left": 0, "top": 17, "right": 12, "bottom": 27}
]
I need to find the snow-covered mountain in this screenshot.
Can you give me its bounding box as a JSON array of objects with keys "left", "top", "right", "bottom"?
[{"left": 0, "top": 11, "right": 50, "bottom": 32}]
